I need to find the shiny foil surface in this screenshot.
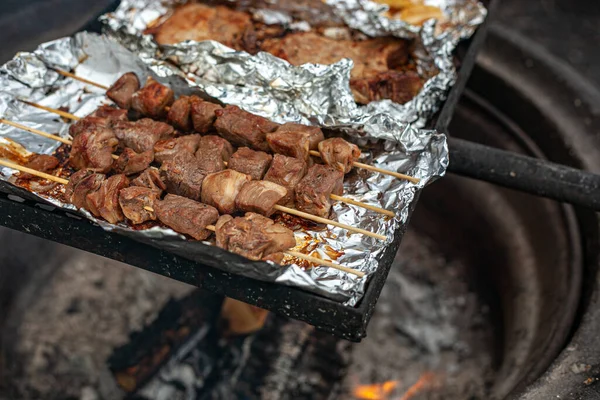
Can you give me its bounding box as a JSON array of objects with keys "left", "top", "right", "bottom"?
[
  {"left": 0, "top": 33, "right": 446, "bottom": 305},
  {"left": 101, "top": 0, "right": 486, "bottom": 140}
]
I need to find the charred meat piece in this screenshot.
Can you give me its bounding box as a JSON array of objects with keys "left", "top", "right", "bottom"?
[
  {"left": 86, "top": 174, "right": 130, "bottom": 224},
  {"left": 215, "top": 212, "right": 296, "bottom": 261},
  {"left": 190, "top": 97, "right": 222, "bottom": 133},
  {"left": 318, "top": 137, "right": 361, "bottom": 173},
  {"left": 214, "top": 106, "right": 279, "bottom": 152},
  {"left": 154, "top": 134, "right": 201, "bottom": 164},
  {"left": 197, "top": 135, "right": 233, "bottom": 161},
  {"left": 113, "top": 118, "right": 175, "bottom": 153},
  {"left": 196, "top": 150, "right": 225, "bottom": 174},
  {"left": 64, "top": 169, "right": 93, "bottom": 201},
  {"left": 68, "top": 116, "right": 111, "bottom": 138},
  {"left": 266, "top": 130, "right": 311, "bottom": 161},
  {"left": 91, "top": 105, "right": 129, "bottom": 122},
  {"left": 70, "top": 173, "right": 105, "bottom": 211},
  {"left": 118, "top": 186, "right": 160, "bottom": 224},
  {"left": 261, "top": 32, "right": 419, "bottom": 104},
  {"left": 113, "top": 148, "right": 154, "bottom": 176},
  {"left": 131, "top": 77, "right": 175, "bottom": 119},
  {"left": 107, "top": 72, "right": 140, "bottom": 109},
  {"left": 227, "top": 147, "right": 272, "bottom": 180},
  {"left": 70, "top": 125, "right": 119, "bottom": 173},
  {"left": 19, "top": 155, "right": 59, "bottom": 180},
  {"left": 295, "top": 164, "right": 344, "bottom": 218},
  {"left": 160, "top": 151, "right": 206, "bottom": 200},
  {"left": 275, "top": 123, "right": 324, "bottom": 150},
  {"left": 152, "top": 3, "right": 256, "bottom": 51},
  {"left": 263, "top": 154, "right": 307, "bottom": 207},
  {"left": 350, "top": 70, "right": 422, "bottom": 104},
  {"left": 131, "top": 168, "right": 166, "bottom": 193},
  {"left": 154, "top": 194, "right": 219, "bottom": 240},
  {"left": 235, "top": 180, "right": 287, "bottom": 217},
  {"left": 201, "top": 169, "right": 251, "bottom": 214},
  {"left": 167, "top": 96, "right": 193, "bottom": 132}
]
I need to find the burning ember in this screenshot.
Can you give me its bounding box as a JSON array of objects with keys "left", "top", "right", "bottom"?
[{"left": 353, "top": 373, "right": 437, "bottom": 400}]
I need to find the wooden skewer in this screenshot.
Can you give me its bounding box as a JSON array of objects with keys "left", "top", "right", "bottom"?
[
  {"left": 5, "top": 112, "right": 395, "bottom": 218},
  {"left": 0, "top": 158, "right": 69, "bottom": 184},
  {"left": 309, "top": 150, "right": 420, "bottom": 184},
  {"left": 53, "top": 68, "right": 109, "bottom": 90},
  {"left": 18, "top": 99, "right": 81, "bottom": 121}
]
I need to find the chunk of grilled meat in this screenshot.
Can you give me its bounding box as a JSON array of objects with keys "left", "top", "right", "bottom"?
[
  {"left": 295, "top": 164, "right": 344, "bottom": 217},
  {"left": 91, "top": 105, "right": 129, "bottom": 122},
  {"left": 154, "top": 194, "right": 219, "bottom": 240},
  {"left": 160, "top": 151, "right": 207, "bottom": 200},
  {"left": 190, "top": 97, "right": 222, "bottom": 133},
  {"left": 318, "top": 137, "right": 361, "bottom": 173},
  {"left": 215, "top": 212, "right": 296, "bottom": 261},
  {"left": 70, "top": 125, "right": 119, "bottom": 173},
  {"left": 227, "top": 147, "right": 272, "bottom": 180},
  {"left": 263, "top": 154, "right": 307, "bottom": 207},
  {"left": 70, "top": 172, "right": 105, "bottom": 211},
  {"left": 154, "top": 134, "right": 201, "bottom": 164},
  {"left": 113, "top": 148, "right": 154, "bottom": 176},
  {"left": 196, "top": 150, "right": 225, "bottom": 174},
  {"left": 197, "top": 135, "right": 233, "bottom": 161},
  {"left": 201, "top": 169, "right": 251, "bottom": 214},
  {"left": 131, "top": 77, "right": 175, "bottom": 119},
  {"left": 214, "top": 106, "right": 279, "bottom": 152},
  {"left": 262, "top": 32, "right": 420, "bottom": 104},
  {"left": 118, "top": 186, "right": 160, "bottom": 224},
  {"left": 64, "top": 169, "right": 93, "bottom": 201},
  {"left": 235, "top": 180, "right": 287, "bottom": 217},
  {"left": 167, "top": 96, "right": 193, "bottom": 131},
  {"left": 131, "top": 168, "right": 166, "bottom": 193},
  {"left": 19, "top": 154, "right": 59, "bottom": 180},
  {"left": 266, "top": 129, "right": 311, "bottom": 161},
  {"left": 68, "top": 116, "right": 112, "bottom": 138},
  {"left": 86, "top": 174, "right": 130, "bottom": 224},
  {"left": 113, "top": 118, "right": 175, "bottom": 153},
  {"left": 275, "top": 123, "right": 324, "bottom": 150},
  {"left": 107, "top": 72, "right": 141, "bottom": 109},
  {"left": 152, "top": 3, "right": 256, "bottom": 52}
]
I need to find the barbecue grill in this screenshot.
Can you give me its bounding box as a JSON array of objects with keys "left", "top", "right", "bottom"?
[{"left": 0, "top": 0, "right": 598, "bottom": 345}]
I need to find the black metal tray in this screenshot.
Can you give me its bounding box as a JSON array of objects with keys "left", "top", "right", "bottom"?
[{"left": 0, "top": 1, "right": 493, "bottom": 341}]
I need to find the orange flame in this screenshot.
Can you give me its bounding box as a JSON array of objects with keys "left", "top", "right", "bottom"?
[
  {"left": 398, "top": 372, "right": 437, "bottom": 400},
  {"left": 353, "top": 380, "right": 399, "bottom": 400}
]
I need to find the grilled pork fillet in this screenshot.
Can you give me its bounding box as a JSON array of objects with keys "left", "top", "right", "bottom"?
[
  {"left": 154, "top": 134, "right": 201, "bottom": 164},
  {"left": 118, "top": 186, "right": 160, "bottom": 224},
  {"left": 154, "top": 194, "right": 219, "bottom": 240},
  {"left": 201, "top": 169, "right": 252, "bottom": 214},
  {"left": 152, "top": 3, "right": 256, "bottom": 52},
  {"left": 214, "top": 105, "right": 279, "bottom": 152},
  {"left": 112, "top": 148, "right": 154, "bottom": 176},
  {"left": 235, "top": 180, "right": 287, "bottom": 217},
  {"left": 167, "top": 96, "right": 194, "bottom": 131},
  {"left": 19, "top": 155, "right": 59, "bottom": 180},
  {"left": 69, "top": 125, "right": 119, "bottom": 173},
  {"left": 86, "top": 174, "right": 130, "bottom": 224},
  {"left": 275, "top": 123, "right": 324, "bottom": 150},
  {"left": 191, "top": 98, "right": 222, "bottom": 133},
  {"left": 106, "top": 72, "right": 140, "bottom": 109},
  {"left": 160, "top": 151, "right": 207, "bottom": 200},
  {"left": 227, "top": 147, "right": 272, "bottom": 180},
  {"left": 215, "top": 212, "right": 296, "bottom": 261},
  {"left": 113, "top": 118, "right": 175, "bottom": 153},
  {"left": 131, "top": 168, "right": 166, "bottom": 193},
  {"left": 70, "top": 173, "right": 105, "bottom": 211},
  {"left": 295, "top": 164, "right": 344, "bottom": 217},
  {"left": 197, "top": 135, "right": 233, "bottom": 161},
  {"left": 318, "top": 137, "right": 361, "bottom": 173},
  {"left": 263, "top": 154, "right": 307, "bottom": 207},
  {"left": 131, "top": 77, "right": 175, "bottom": 119},
  {"left": 262, "top": 32, "right": 421, "bottom": 104}
]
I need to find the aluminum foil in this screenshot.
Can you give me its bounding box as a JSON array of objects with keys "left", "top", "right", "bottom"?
[
  {"left": 0, "top": 32, "right": 447, "bottom": 305},
  {"left": 100, "top": 0, "right": 486, "bottom": 140}
]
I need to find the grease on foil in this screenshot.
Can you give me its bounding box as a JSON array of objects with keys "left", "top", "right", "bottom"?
[
  {"left": 101, "top": 0, "right": 486, "bottom": 144},
  {"left": 0, "top": 32, "right": 447, "bottom": 305}
]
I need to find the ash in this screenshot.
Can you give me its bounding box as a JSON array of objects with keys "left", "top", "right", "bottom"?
[{"left": 342, "top": 229, "right": 497, "bottom": 399}]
